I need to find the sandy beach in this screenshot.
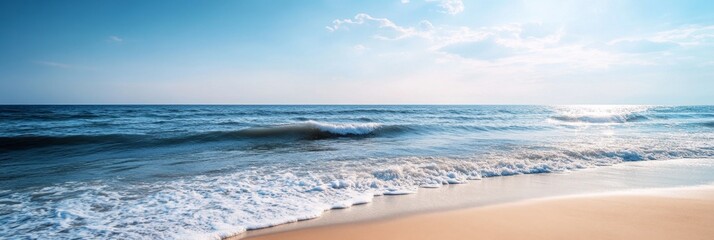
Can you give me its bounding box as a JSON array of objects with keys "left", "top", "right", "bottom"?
[
  {"left": 3, "top": 1, "right": 714, "bottom": 239},
  {"left": 247, "top": 186, "right": 714, "bottom": 240}
]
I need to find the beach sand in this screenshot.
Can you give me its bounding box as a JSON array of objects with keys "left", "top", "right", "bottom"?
[{"left": 246, "top": 186, "right": 714, "bottom": 240}]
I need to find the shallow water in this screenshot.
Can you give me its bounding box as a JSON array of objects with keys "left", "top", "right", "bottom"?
[
  {"left": 1, "top": 105, "right": 713, "bottom": 239},
  {"left": 242, "top": 158, "right": 714, "bottom": 238}
]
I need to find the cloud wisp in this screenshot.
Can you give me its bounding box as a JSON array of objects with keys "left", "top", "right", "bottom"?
[
  {"left": 326, "top": 11, "right": 714, "bottom": 76},
  {"left": 429, "top": 0, "right": 464, "bottom": 15},
  {"left": 326, "top": 13, "right": 636, "bottom": 72},
  {"left": 609, "top": 25, "right": 714, "bottom": 49},
  {"left": 107, "top": 35, "right": 124, "bottom": 43}
]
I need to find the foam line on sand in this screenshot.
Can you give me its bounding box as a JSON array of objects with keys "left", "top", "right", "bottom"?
[{"left": 245, "top": 185, "right": 714, "bottom": 240}]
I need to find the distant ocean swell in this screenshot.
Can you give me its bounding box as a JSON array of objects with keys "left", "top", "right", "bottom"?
[{"left": 3, "top": 120, "right": 712, "bottom": 152}]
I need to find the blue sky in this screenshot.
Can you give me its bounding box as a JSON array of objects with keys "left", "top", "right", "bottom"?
[{"left": 1, "top": 0, "right": 713, "bottom": 104}]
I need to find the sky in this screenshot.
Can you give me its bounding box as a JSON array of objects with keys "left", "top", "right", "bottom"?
[{"left": 1, "top": 0, "right": 713, "bottom": 104}]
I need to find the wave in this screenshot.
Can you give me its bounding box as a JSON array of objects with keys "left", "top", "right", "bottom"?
[
  {"left": 7, "top": 153, "right": 714, "bottom": 239},
  {"left": 0, "top": 121, "right": 406, "bottom": 151},
  {"left": 304, "top": 120, "right": 382, "bottom": 135},
  {"left": 549, "top": 113, "right": 649, "bottom": 124},
  {"left": 179, "top": 121, "right": 402, "bottom": 143},
  {"left": 194, "top": 121, "right": 400, "bottom": 139},
  {"left": 0, "top": 134, "right": 147, "bottom": 151},
  {"left": 700, "top": 121, "right": 714, "bottom": 128},
  {"left": 0, "top": 112, "right": 103, "bottom": 121}
]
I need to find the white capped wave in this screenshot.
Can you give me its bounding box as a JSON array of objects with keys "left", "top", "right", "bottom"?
[
  {"left": 303, "top": 120, "right": 382, "bottom": 135},
  {"left": 549, "top": 105, "right": 651, "bottom": 124}
]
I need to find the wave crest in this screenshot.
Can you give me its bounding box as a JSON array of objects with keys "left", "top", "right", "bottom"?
[
  {"left": 0, "top": 121, "right": 404, "bottom": 151},
  {"left": 550, "top": 113, "right": 649, "bottom": 124},
  {"left": 548, "top": 106, "right": 653, "bottom": 124},
  {"left": 228, "top": 121, "right": 397, "bottom": 140},
  {"left": 304, "top": 120, "right": 382, "bottom": 135}
]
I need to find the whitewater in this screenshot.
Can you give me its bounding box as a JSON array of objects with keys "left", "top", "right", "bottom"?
[{"left": 1, "top": 105, "right": 713, "bottom": 239}]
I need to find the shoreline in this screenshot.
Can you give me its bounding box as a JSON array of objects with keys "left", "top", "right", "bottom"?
[
  {"left": 227, "top": 158, "right": 714, "bottom": 239},
  {"left": 247, "top": 185, "right": 714, "bottom": 240}
]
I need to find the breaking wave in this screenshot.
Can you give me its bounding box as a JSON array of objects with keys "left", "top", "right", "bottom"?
[
  {"left": 0, "top": 121, "right": 407, "bottom": 151},
  {"left": 242, "top": 120, "right": 389, "bottom": 137},
  {"left": 549, "top": 113, "right": 650, "bottom": 124}
]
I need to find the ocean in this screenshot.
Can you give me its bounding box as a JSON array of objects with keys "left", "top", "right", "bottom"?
[{"left": 1, "top": 105, "right": 713, "bottom": 239}]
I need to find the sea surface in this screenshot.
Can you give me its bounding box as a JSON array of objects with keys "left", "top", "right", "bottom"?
[{"left": 1, "top": 105, "right": 713, "bottom": 239}]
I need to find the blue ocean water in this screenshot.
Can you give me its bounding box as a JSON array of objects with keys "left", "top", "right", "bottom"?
[{"left": 1, "top": 105, "right": 713, "bottom": 239}]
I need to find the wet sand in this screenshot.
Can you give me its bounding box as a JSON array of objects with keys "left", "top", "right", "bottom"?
[{"left": 248, "top": 186, "right": 714, "bottom": 240}]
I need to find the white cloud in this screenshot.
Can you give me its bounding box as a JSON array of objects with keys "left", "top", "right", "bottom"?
[
  {"left": 401, "top": 0, "right": 410, "bottom": 3},
  {"left": 606, "top": 39, "right": 678, "bottom": 53},
  {"left": 328, "top": 15, "right": 566, "bottom": 57},
  {"left": 427, "top": 0, "right": 464, "bottom": 15},
  {"left": 108, "top": 35, "right": 123, "bottom": 43},
  {"left": 418, "top": 20, "right": 434, "bottom": 31},
  {"left": 648, "top": 25, "right": 714, "bottom": 46},
  {"left": 609, "top": 25, "right": 714, "bottom": 47},
  {"left": 318, "top": 6, "right": 714, "bottom": 104},
  {"left": 325, "top": 13, "right": 419, "bottom": 40},
  {"left": 327, "top": 13, "right": 639, "bottom": 73}
]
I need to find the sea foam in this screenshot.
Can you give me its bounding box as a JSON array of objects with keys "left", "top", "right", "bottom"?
[{"left": 305, "top": 120, "right": 383, "bottom": 135}]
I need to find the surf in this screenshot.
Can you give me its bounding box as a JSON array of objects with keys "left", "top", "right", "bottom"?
[{"left": 0, "top": 121, "right": 409, "bottom": 151}]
